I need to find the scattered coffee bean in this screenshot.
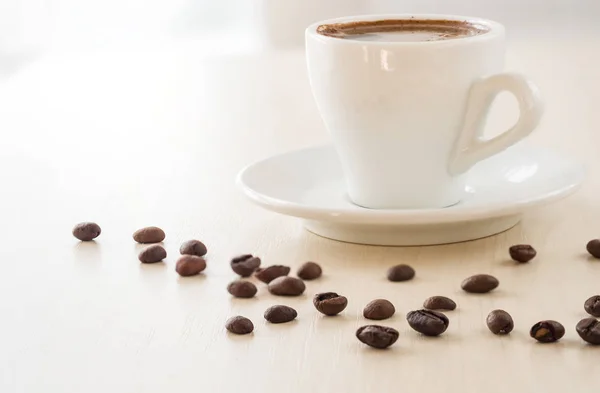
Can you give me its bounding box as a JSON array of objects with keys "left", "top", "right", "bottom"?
[
  {"left": 230, "top": 254, "right": 261, "bottom": 277},
  {"left": 461, "top": 274, "right": 499, "bottom": 293},
  {"left": 138, "top": 245, "right": 167, "bottom": 263},
  {"left": 227, "top": 280, "right": 257, "bottom": 298},
  {"left": 255, "top": 265, "right": 290, "bottom": 283},
  {"left": 576, "top": 317, "right": 600, "bottom": 345},
  {"left": 297, "top": 261, "right": 322, "bottom": 280},
  {"left": 386, "top": 264, "right": 415, "bottom": 282},
  {"left": 423, "top": 296, "right": 456, "bottom": 311},
  {"left": 313, "top": 292, "right": 348, "bottom": 316},
  {"left": 584, "top": 295, "right": 600, "bottom": 317},
  {"left": 264, "top": 305, "right": 297, "bottom": 324},
  {"left": 509, "top": 244, "right": 536, "bottom": 263},
  {"left": 530, "top": 320, "right": 565, "bottom": 343},
  {"left": 175, "top": 255, "right": 207, "bottom": 277},
  {"left": 586, "top": 239, "right": 600, "bottom": 258},
  {"left": 363, "top": 299, "right": 395, "bottom": 320},
  {"left": 72, "top": 222, "right": 101, "bottom": 241},
  {"left": 356, "top": 325, "right": 399, "bottom": 349},
  {"left": 406, "top": 309, "right": 449, "bottom": 336},
  {"left": 133, "top": 226, "right": 165, "bottom": 244},
  {"left": 225, "top": 316, "right": 254, "bottom": 335},
  {"left": 486, "top": 310, "right": 514, "bottom": 334},
  {"left": 179, "top": 240, "right": 207, "bottom": 257},
  {"left": 268, "top": 276, "right": 305, "bottom": 296}
]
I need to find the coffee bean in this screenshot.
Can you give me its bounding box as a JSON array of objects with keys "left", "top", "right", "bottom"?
[
  {"left": 386, "top": 264, "right": 415, "bottom": 282},
  {"left": 72, "top": 222, "right": 101, "bottom": 241},
  {"left": 227, "top": 280, "right": 257, "bottom": 298},
  {"left": 138, "top": 245, "right": 166, "bottom": 263},
  {"left": 423, "top": 296, "right": 456, "bottom": 311},
  {"left": 225, "top": 316, "right": 254, "bottom": 335},
  {"left": 587, "top": 239, "right": 600, "bottom": 258},
  {"left": 175, "top": 255, "right": 206, "bottom": 277},
  {"left": 509, "top": 244, "right": 536, "bottom": 263},
  {"left": 297, "top": 261, "right": 322, "bottom": 280},
  {"left": 356, "top": 325, "right": 399, "bottom": 349},
  {"left": 264, "top": 305, "right": 297, "bottom": 324},
  {"left": 133, "top": 226, "right": 165, "bottom": 244},
  {"left": 313, "top": 292, "right": 348, "bottom": 316},
  {"left": 530, "top": 320, "right": 565, "bottom": 343},
  {"left": 255, "top": 265, "right": 290, "bottom": 283},
  {"left": 406, "top": 309, "right": 449, "bottom": 336},
  {"left": 486, "top": 309, "right": 514, "bottom": 334},
  {"left": 584, "top": 295, "right": 600, "bottom": 317},
  {"left": 363, "top": 299, "right": 395, "bottom": 320},
  {"left": 179, "top": 240, "right": 207, "bottom": 257},
  {"left": 461, "top": 274, "right": 499, "bottom": 293},
  {"left": 230, "top": 254, "right": 261, "bottom": 277},
  {"left": 268, "top": 276, "right": 305, "bottom": 296},
  {"left": 576, "top": 317, "right": 600, "bottom": 345}
]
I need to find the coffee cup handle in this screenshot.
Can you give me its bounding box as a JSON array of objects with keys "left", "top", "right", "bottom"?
[{"left": 448, "top": 73, "right": 543, "bottom": 175}]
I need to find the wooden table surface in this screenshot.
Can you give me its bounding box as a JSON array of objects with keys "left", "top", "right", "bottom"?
[{"left": 1, "top": 30, "right": 599, "bottom": 393}]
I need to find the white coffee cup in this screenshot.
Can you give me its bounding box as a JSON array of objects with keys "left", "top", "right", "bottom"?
[{"left": 305, "top": 14, "right": 543, "bottom": 209}]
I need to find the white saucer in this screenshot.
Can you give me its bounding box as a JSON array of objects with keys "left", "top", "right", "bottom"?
[{"left": 237, "top": 144, "right": 584, "bottom": 246}]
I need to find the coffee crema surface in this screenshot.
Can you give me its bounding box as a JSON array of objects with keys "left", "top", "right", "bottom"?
[{"left": 316, "top": 19, "right": 490, "bottom": 42}]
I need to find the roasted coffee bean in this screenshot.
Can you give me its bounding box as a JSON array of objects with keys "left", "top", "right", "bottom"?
[
  {"left": 406, "top": 309, "right": 449, "bottom": 336},
  {"left": 225, "top": 316, "right": 254, "bottom": 335},
  {"left": 423, "top": 296, "right": 456, "bottom": 311},
  {"left": 509, "top": 244, "right": 537, "bottom": 263},
  {"left": 268, "top": 276, "right": 305, "bottom": 296},
  {"left": 138, "top": 245, "right": 166, "bottom": 263},
  {"left": 297, "top": 261, "right": 322, "bottom": 280},
  {"left": 576, "top": 317, "right": 600, "bottom": 345},
  {"left": 461, "top": 274, "right": 499, "bottom": 293},
  {"left": 386, "top": 264, "right": 415, "bottom": 282},
  {"left": 255, "top": 265, "right": 290, "bottom": 283},
  {"left": 133, "top": 226, "right": 165, "bottom": 244},
  {"left": 175, "top": 255, "right": 206, "bottom": 277},
  {"left": 486, "top": 310, "right": 514, "bottom": 334},
  {"left": 72, "top": 222, "right": 101, "bottom": 241},
  {"left": 584, "top": 295, "right": 600, "bottom": 317},
  {"left": 586, "top": 239, "right": 600, "bottom": 258},
  {"left": 530, "top": 320, "right": 565, "bottom": 343},
  {"left": 356, "top": 325, "right": 399, "bottom": 349},
  {"left": 230, "top": 254, "right": 261, "bottom": 277},
  {"left": 227, "top": 280, "right": 257, "bottom": 298},
  {"left": 313, "top": 292, "right": 348, "bottom": 316},
  {"left": 264, "top": 305, "right": 297, "bottom": 324},
  {"left": 363, "top": 299, "right": 395, "bottom": 320},
  {"left": 179, "top": 240, "right": 207, "bottom": 257}
]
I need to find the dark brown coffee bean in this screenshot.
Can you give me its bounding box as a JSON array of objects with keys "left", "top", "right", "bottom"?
[
  {"left": 587, "top": 239, "right": 600, "bottom": 258},
  {"left": 133, "top": 226, "right": 165, "bottom": 244},
  {"left": 584, "top": 295, "right": 600, "bottom": 317},
  {"left": 423, "top": 296, "right": 456, "bottom": 311},
  {"left": 268, "top": 276, "right": 305, "bottom": 296},
  {"left": 138, "top": 245, "right": 166, "bottom": 263},
  {"left": 363, "top": 299, "right": 395, "bottom": 320},
  {"left": 254, "top": 265, "right": 290, "bottom": 283},
  {"left": 356, "top": 325, "right": 399, "bottom": 349},
  {"left": 225, "top": 316, "right": 254, "bottom": 335},
  {"left": 297, "top": 261, "right": 322, "bottom": 280},
  {"left": 227, "top": 280, "right": 257, "bottom": 298},
  {"left": 406, "top": 309, "right": 449, "bottom": 336},
  {"left": 461, "top": 274, "right": 499, "bottom": 293},
  {"left": 386, "top": 264, "right": 415, "bottom": 282},
  {"left": 264, "top": 305, "right": 297, "bottom": 324},
  {"left": 72, "top": 222, "right": 101, "bottom": 241},
  {"left": 313, "top": 292, "right": 348, "bottom": 316},
  {"left": 230, "top": 254, "right": 261, "bottom": 277},
  {"left": 530, "top": 320, "right": 565, "bottom": 343},
  {"left": 486, "top": 309, "right": 514, "bottom": 334},
  {"left": 509, "top": 244, "right": 536, "bottom": 263},
  {"left": 576, "top": 317, "right": 600, "bottom": 345},
  {"left": 175, "top": 255, "right": 206, "bottom": 277},
  {"left": 179, "top": 240, "right": 207, "bottom": 257}
]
